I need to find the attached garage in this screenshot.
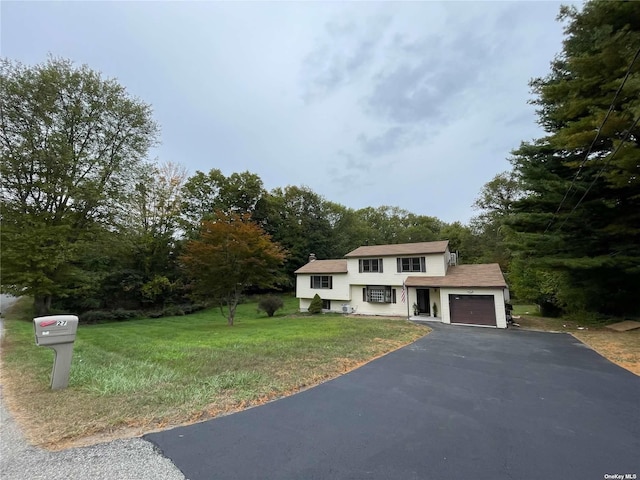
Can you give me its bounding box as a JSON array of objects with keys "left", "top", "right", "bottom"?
[
  {"left": 405, "top": 264, "right": 509, "bottom": 329},
  {"left": 449, "top": 294, "right": 496, "bottom": 326}
]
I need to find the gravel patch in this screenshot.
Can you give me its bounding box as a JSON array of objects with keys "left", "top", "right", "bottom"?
[{"left": 0, "top": 392, "right": 186, "bottom": 480}]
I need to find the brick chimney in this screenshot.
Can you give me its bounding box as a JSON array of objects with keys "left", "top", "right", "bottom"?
[{"left": 309, "top": 253, "right": 317, "bottom": 262}]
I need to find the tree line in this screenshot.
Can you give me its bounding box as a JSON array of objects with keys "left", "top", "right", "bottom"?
[{"left": 2, "top": 1, "right": 638, "bottom": 320}]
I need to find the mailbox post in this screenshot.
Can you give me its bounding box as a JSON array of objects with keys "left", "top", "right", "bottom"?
[{"left": 33, "top": 315, "right": 79, "bottom": 390}]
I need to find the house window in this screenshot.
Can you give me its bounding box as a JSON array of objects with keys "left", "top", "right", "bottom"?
[
  {"left": 362, "top": 286, "right": 395, "bottom": 303},
  {"left": 359, "top": 258, "right": 383, "bottom": 273},
  {"left": 322, "top": 299, "right": 331, "bottom": 310},
  {"left": 397, "top": 257, "right": 426, "bottom": 273},
  {"left": 310, "top": 276, "right": 332, "bottom": 289}
]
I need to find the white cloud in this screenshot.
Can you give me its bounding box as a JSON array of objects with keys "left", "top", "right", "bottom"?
[{"left": 1, "top": 0, "right": 578, "bottom": 223}]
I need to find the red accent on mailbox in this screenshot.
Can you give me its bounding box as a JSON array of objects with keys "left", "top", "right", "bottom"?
[{"left": 39, "top": 320, "right": 57, "bottom": 327}]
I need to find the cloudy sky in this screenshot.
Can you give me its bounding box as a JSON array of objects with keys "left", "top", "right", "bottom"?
[{"left": 1, "top": 1, "right": 580, "bottom": 223}]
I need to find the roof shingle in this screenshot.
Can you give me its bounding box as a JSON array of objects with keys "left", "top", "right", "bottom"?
[
  {"left": 294, "top": 259, "right": 348, "bottom": 274},
  {"left": 404, "top": 264, "right": 507, "bottom": 288},
  {"left": 344, "top": 241, "right": 449, "bottom": 258}
]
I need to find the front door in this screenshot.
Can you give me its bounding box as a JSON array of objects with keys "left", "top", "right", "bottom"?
[{"left": 416, "top": 289, "right": 430, "bottom": 315}]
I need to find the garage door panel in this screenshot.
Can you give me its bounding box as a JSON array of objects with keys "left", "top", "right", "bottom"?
[{"left": 449, "top": 294, "right": 496, "bottom": 326}]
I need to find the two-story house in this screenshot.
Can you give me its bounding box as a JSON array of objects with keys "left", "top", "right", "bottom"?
[{"left": 295, "top": 241, "right": 509, "bottom": 328}]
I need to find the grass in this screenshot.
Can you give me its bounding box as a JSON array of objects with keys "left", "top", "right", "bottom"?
[
  {"left": 0, "top": 295, "right": 428, "bottom": 449},
  {"left": 511, "top": 304, "right": 540, "bottom": 316},
  {"left": 512, "top": 304, "right": 640, "bottom": 376}
]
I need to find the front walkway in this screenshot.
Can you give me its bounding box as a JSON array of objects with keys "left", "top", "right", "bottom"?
[{"left": 409, "top": 314, "right": 441, "bottom": 322}]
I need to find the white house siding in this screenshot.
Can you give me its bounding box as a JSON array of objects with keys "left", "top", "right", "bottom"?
[
  {"left": 348, "top": 285, "right": 409, "bottom": 316},
  {"left": 438, "top": 288, "right": 507, "bottom": 328},
  {"left": 441, "top": 246, "right": 451, "bottom": 274},
  {"left": 345, "top": 252, "right": 448, "bottom": 287},
  {"left": 296, "top": 273, "right": 350, "bottom": 312}
]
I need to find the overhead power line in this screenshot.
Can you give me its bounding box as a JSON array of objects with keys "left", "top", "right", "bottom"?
[
  {"left": 544, "top": 45, "right": 640, "bottom": 233},
  {"left": 554, "top": 114, "right": 640, "bottom": 232}
]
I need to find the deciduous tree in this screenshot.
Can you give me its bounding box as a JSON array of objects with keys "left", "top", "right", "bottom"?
[
  {"left": 0, "top": 57, "right": 159, "bottom": 315},
  {"left": 471, "top": 171, "right": 522, "bottom": 268},
  {"left": 260, "top": 186, "right": 334, "bottom": 277},
  {"left": 180, "top": 212, "right": 286, "bottom": 326},
  {"left": 180, "top": 169, "right": 265, "bottom": 236}
]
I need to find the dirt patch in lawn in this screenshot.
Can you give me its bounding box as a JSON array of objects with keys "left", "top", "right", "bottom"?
[
  {"left": 572, "top": 329, "right": 640, "bottom": 375},
  {"left": 515, "top": 315, "right": 640, "bottom": 376}
]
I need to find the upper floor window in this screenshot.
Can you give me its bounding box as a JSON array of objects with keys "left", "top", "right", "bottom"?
[
  {"left": 359, "top": 258, "right": 383, "bottom": 273},
  {"left": 397, "top": 257, "right": 426, "bottom": 273},
  {"left": 311, "top": 275, "right": 332, "bottom": 289}
]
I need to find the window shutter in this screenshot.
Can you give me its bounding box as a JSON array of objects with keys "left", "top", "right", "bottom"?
[
  {"left": 363, "top": 287, "right": 367, "bottom": 302},
  {"left": 392, "top": 289, "right": 397, "bottom": 304},
  {"left": 420, "top": 257, "right": 426, "bottom": 272},
  {"left": 397, "top": 258, "right": 401, "bottom": 272},
  {"left": 359, "top": 259, "right": 363, "bottom": 273},
  {"left": 379, "top": 258, "right": 383, "bottom": 273},
  {"left": 310, "top": 277, "right": 313, "bottom": 288},
  {"left": 329, "top": 276, "right": 333, "bottom": 289}
]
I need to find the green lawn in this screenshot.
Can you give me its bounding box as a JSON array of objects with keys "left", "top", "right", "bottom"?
[
  {"left": 1, "top": 296, "right": 427, "bottom": 448},
  {"left": 511, "top": 304, "right": 540, "bottom": 316}
]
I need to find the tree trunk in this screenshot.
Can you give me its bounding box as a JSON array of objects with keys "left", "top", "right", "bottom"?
[
  {"left": 34, "top": 295, "right": 52, "bottom": 317},
  {"left": 227, "top": 300, "right": 236, "bottom": 326}
]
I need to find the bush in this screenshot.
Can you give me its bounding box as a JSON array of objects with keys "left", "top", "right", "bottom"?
[
  {"left": 162, "top": 305, "right": 185, "bottom": 317},
  {"left": 79, "top": 309, "right": 141, "bottom": 324},
  {"left": 308, "top": 294, "right": 323, "bottom": 315},
  {"left": 179, "top": 302, "right": 207, "bottom": 314},
  {"left": 79, "top": 310, "right": 114, "bottom": 324},
  {"left": 562, "top": 310, "right": 610, "bottom": 326},
  {"left": 78, "top": 303, "right": 206, "bottom": 324},
  {"left": 257, "top": 295, "right": 284, "bottom": 317},
  {"left": 112, "top": 309, "right": 141, "bottom": 321},
  {"left": 539, "top": 300, "right": 563, "bottom": 318}
]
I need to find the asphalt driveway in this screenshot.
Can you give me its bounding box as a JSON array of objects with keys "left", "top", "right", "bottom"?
[{"left": 146, "top": 324, "right": 640, "bottom": 480}]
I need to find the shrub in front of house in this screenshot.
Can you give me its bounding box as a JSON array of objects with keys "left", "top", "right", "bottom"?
[{"left": 308, "top": 294, "right": 323, "bottom": 314}]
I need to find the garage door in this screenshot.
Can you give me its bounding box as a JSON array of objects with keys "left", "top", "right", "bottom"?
[{"left": 449, "top": 295, "right": 496, "bottom": 326}]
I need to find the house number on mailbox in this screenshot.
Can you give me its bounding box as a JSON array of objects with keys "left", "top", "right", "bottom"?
[{"left": 56, "top": 320, "right": 67, "bottom": 326}]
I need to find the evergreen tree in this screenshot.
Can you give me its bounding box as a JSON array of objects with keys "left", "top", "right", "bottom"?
[
  {"left": 308, "top": 294, "right": 323, "bottom": 315},
  {"left": 508, "top": 1, "right": 640, "bottom": 315}
]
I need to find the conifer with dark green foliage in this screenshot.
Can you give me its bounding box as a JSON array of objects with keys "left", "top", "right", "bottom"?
[
  {"left": 508, "top": 1, "right": 640, "bottom": 315},
  {"left": 308, "top": 294, "right": 323, "bottom": 314}
]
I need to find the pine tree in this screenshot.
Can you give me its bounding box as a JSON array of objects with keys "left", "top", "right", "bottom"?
[{"left": 508, "top": 1, "right": 640, "bottom": 315}]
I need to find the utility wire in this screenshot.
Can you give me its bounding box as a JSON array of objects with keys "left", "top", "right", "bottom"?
[
  {"left": 544, "top": 45, "right": 640, "bottom": 233},
  {"left": 554, "top": 114, "right": 640, "bottom": 232}
]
